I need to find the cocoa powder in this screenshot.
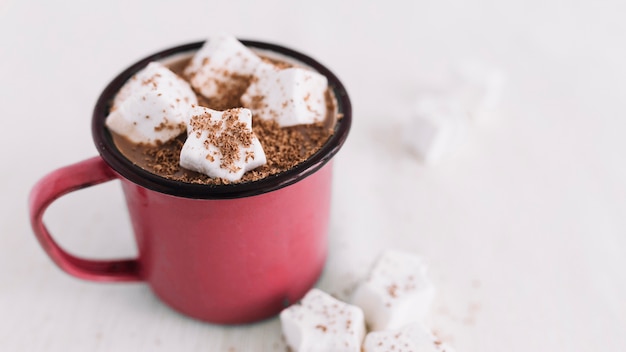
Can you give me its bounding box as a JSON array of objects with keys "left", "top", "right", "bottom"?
[{"left": 111, "top": 54, "right": 335, "bottom": 185}]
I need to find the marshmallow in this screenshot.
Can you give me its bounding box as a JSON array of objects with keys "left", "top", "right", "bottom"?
[
  {"left": 363, "top": 323, "right": 455, "bottom": 352},
  {"left": 179, "top": 106, "right": 266, "bottom": 182},
  {"left": 105, "top": 62, "right": 197, "bottom": 145},
  {"left": 403, "top": 96, "right": 469, "bottom": 163},
  {"left": 242, "top": 63, "right": 328, "bottom": 127},
  {"left": 449, "top": 60, "right": 505, "bottom": 123},
  {"left": 184, "top": 34, "right": 263, "bottom": 100},
  {"left": 351, "top": 250, "right": 435, "bottom": 331},
  {"left": 280, "top": 288, "right": 366, "bottom": 352}
]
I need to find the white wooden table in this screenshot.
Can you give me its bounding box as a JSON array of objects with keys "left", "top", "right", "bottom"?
[{"left": 1, "top": 0, "right": 625, "bottom": 351}]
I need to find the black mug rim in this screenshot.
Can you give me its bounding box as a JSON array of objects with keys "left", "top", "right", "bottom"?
[{"left": 92, "top": 40, "right": 351, "bottom": 200}]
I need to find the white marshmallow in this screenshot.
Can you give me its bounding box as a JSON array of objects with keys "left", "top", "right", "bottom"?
[
  {"left": 179, "top": 106, "right": 266, "bottom": 182},
  {"left": 403, "top": 96, "right": 469, "bottom": 164},
  {"left": 351, "top": 250, "right": 435, "bottom": 331},
  {"left": 184, "top": 34, "right": 263, "bottom": 100},
  {"left": 363, "top": 323, "right": 455, "bottom": 352},
  {"left": 242, "top": 63, "right": 328, "bottom": 127},
  {"left": 105, "top": 62, "right": 197, "bottom": 145},
  {"left": 449, "top": 60, "right": 505, "bottom": 123},
  {"left": 280, "top": 288, "right": 366, "bottom": 352}
]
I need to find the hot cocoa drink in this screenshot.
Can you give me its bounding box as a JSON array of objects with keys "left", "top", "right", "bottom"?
[
  {"left": 30, "top": 37, "right": 351, "bottom": 324},
  {"left": 106, "top": 35, "right": 339, "bottom": 185}
]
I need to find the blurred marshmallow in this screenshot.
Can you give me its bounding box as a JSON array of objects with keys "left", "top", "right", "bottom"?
[
  {"left": 185, "top": 34, "right": 263, "bottom": 100},
  {"left": 403, "top": 96, "right": 469, "bottom": 163},
  {"left": 449, "top": 60, "right": 505, "bottom": 123},
  {"left": 363, "top": 322, "right": 455, "bottom": 352},
  {"left": 179, "top": 106, "right": 266, "bottom": 182},
  {"left": 351, "top": 250, "right": 435, "bottom": 331},
  {"left": 242, "top": 63, "right": 328, "bottom": 127},
  {"left": 105, "top": 62, "right": 197, "bottom": 145},
  {"left": 280, "top": 288, "right": 366, "bottom": 352}
]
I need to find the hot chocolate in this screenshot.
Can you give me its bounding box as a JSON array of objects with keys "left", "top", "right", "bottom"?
[
  {"left": 107, "top": 38, "right": 338, "bottom": 185},
  {"left": 31, "top": 38, "right": 351, "bottom": 323}
]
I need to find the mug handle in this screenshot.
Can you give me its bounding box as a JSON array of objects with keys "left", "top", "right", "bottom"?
[{"left": 28, "top": 156, "right": 141, "bottom": 282}]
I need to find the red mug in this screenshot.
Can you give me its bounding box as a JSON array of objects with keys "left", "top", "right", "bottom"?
[{"left": 28, "top": 40, "right": 351, "bottom": 324}]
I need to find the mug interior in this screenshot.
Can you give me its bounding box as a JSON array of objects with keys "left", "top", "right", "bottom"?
[{"left": 92, "top": 40, "right": 351, "bottom": 199}]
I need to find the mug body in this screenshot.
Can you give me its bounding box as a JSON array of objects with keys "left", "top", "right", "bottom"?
[{"left": 121, "top": 162, "right": 333, "bottom": 323}]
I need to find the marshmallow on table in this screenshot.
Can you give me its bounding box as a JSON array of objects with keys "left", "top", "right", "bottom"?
[
  {"left": 449, "top": 60, "right": 505, "bottom": 123},
  {"left": 363, "top": 322, "right": 455, "bottom": 352},
  {"left": 403, "top": 96, "right": 469, "bottom": 164},
  {"left": 280, "top": 288, "right": 366, "bottom": 352},
  {"left": 184, "top": 34, "right": 263, "bottom": 100},
  {"left": 105, "top": 62, "right": 198, "bottom": 145},
  {"left": 241, "top": 63, "right": 329, "bottom": 127},
  {"left": 351, "top": 250, "right": 435, "bottom": 331},
  {"left": 179, "top": 106, "right": 266, "bottom": 182}
]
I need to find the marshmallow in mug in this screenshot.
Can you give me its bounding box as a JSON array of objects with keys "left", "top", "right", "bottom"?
[
  {"left": 179, "top": 106, "right": 266, "bottom": 182},
  {"left": 352, "top": 250, "right": 436, "bottom": 331},
  {"left": 105, "top": 62, "right": 198, "bottom": 146},
  {"left": 363, "top": 322, "right": 455, "bottom": 352},
  {"left": 242, "top": 63, "right": 329, "bottom": 127},
  {"left": 184, "top": 33, "right": 263, "bottom": 100},
  {"left": 280, "top": 288, "right": 366, "bottom": 352}
]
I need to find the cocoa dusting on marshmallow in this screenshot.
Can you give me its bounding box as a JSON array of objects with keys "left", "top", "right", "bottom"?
[
  {"left": 188, "top": 108, "right": 254, "bottom": 173},
  {"left": 315, "top": 324, "right": 327, "bottom": 333},
  {"left": 387, "top": 284, "right": 398, "bottom": 298},
  {"left": 154, "top": 120, "right": 185, "bottom": 132},
  {"left": 141, "top": 73, "right": 162, "bottom": 89}
]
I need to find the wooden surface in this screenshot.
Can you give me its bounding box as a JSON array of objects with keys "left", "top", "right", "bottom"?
[{"left": 1, "top": 0, "right": 625, "bottom": 351}]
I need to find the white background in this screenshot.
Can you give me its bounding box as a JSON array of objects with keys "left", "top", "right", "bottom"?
[{"left": 1, "top": 0, "right": 625, "bottom": 351}]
